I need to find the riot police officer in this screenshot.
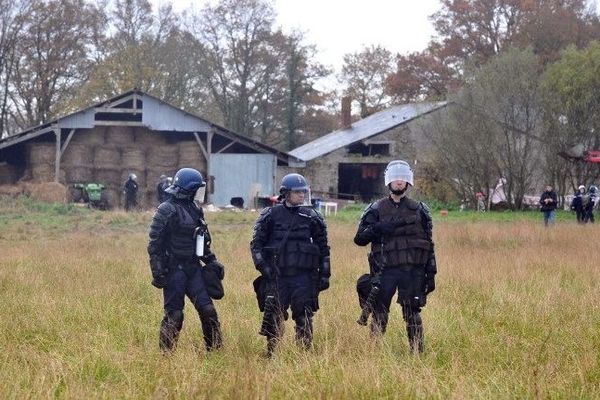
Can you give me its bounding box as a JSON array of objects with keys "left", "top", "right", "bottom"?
[
  {"left": 147, "top": 168, "right": 224, "bottom": 353},
  {"left": 124, "top": 173, "right": 139, "bottom": 211},
  {"left": 354, "top": 160, "right": 437, "bottom": 353},
  {"left": 251, "top": 173, "right": 330, "bottom": 356}
]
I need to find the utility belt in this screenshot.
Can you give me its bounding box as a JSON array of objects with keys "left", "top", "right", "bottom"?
[
  {"left": 278, "top": 266, "right": 316, "bottom": 277},
  {"left": 167, "top": 253, "right": 198, "bottom": 268}
]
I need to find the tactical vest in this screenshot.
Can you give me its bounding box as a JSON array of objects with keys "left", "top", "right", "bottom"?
[
  {"left": 371, "top": 197, "right": 431, "bottom": 267},
  {"left": 168, "top": 202, "right": 204, "bottom": 260},
  {"left": 265, "top": 205, "right": 320, "bottom": 271}
]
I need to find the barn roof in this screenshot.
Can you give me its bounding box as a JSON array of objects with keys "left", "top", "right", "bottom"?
[
  {"left": 288, "top": 101, "right": 448, "bottom": 161},
  {"left": 0, "top": 89, "right": 300, "bottom": 166}
]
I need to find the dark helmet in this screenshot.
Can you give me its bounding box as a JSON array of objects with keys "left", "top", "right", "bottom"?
[
  {"left": 279, "top": 173, "right": 309, "bottom": 195},
  {"left": 166, "top": 168, "right": 205, "bottom": 196},
  {"left": 589, "top": 185, "right": 598, "bottom": 194}
]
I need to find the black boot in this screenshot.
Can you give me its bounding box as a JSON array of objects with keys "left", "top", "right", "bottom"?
[
  {"left": 199, "top": 305, "right": 222, "bottom": 352},
  {"left": 370, "top": 311, "right": 389, "bottom": 337},
  {"left": 406, "top": 313, "right": 424, "bottom": 354},
  {"left": 159, "top": 310, "right": 184, "bottom": 353},
  {"left": 294, "top": 315, "right": 313, "bottom": 350}
]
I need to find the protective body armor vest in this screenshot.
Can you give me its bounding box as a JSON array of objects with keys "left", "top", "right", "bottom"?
[
  {"left": 265, "top": 205, "right": 320, "bottom": 271},
  {"left": 371, "top": 197, "right": 431, "bottom": 267},
  {"left": 168, "top": 202, "right": 204, "bottom": 260}
]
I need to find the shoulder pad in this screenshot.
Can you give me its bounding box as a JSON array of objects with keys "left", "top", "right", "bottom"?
[
  {"left": 156, "top": 201, "right": 177, "bottom": 216},
  {"left": 298, "top": 206, "right": 319, "bottom": 218},
  {"left": 405, "top": 197, "right": 420, "bottom": 210},
  {"left": 360, "top": 202, "right": 378, "bottom": 220},
  {"left": 419, "top": 202, "right": 433, "bottom": 220},
  {"left": 256, "top": 206, "right": 272, "bottom": 223}
]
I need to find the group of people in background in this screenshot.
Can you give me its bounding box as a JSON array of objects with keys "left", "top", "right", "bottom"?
[
  {"left": 121, "top": 173, "right": 173, "bottom": 212},
  {"left": 570, "top": 184, "right": 598, "bottom": 224},
  {"left": 539, "top": 184, "right": 599, "bottom": 227}
]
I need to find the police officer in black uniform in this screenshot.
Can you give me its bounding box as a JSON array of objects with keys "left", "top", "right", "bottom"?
[
  {"left": 124, "top": 173, "right": 139, "bottom": 211},
  {"left": 147, "top": 168, "right": 224, "bottom": 353},
  {"left": 251, "top": 173, "right": 330, "bottom": 356},
  {"left": 354, "top": 160, "right": 436, "bottom": 353}
]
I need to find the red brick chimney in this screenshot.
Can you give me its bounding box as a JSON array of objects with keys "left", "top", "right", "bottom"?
[{"left": 341, "top": 96, "right": 352, "bottom": 129}]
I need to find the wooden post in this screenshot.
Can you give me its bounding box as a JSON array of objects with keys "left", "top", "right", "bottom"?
[
  {"left": 206, "top": 128, "right": 214, "bottom": 202},
  {"left": 54, "top": 127, "right": 61, "bottom": 182}
]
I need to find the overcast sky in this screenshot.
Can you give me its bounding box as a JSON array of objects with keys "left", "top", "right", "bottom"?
[{"left": 153, "top": 0, "right": 441, "bottom": 72}]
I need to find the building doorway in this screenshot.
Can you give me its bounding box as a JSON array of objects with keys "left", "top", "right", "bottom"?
[{"left": 338, "top": 163, "right": 387, "bottom": 202}]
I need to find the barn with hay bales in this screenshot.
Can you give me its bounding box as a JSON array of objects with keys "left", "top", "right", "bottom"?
[{"left": 0, "top": 89, "right": 300, "bottom": 208}]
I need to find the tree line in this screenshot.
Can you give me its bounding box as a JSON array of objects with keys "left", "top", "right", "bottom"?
[{"left": 1, "top": 0, "right": 599, "bottom": 208}]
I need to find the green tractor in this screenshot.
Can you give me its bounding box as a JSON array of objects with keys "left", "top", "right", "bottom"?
[{"left": 72, "top": 183, "right": 111, "bottom": 210}]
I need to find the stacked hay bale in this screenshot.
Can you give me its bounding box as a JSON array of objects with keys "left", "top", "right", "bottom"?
[
  {"left": 16, "top": 126, "right": 211, "bottom": 208},
  {"left": 0, "top": 162, "right": 20, "bottom": 185},
  {"left": 94, "top": 146, "right": 122, "bottom": 207},
  {"left": 61, "top": 143, "right": 94, "bottom": 185},
  {"left": 146, "top": 139, "right": 178, "bottom": 207},
  {"left": 178, "top": 141, "right": 207, "bottom": 172},
  {"left": 24, "top": 142, "right": 65, "bottom": 183}
]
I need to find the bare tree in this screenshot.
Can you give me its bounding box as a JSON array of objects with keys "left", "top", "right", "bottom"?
[
  {"left": 0, "top": 0, "right": 30, "bottom": 137},
  {"left": 339, "top": 45, "right": 394, "bottom": 117},
  {"left": 422, "top": 48, "right": 544, "bottom": 209},
  {"left": 189, "top": 0, "right": 278, "bottom": 136},
  {"left": 9, "top": 0, "right": 106, "bottom": 129}
]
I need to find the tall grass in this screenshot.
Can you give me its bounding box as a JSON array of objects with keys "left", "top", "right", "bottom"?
[{"left": 0, "top": 198, "right": 598, "bottom": 398}]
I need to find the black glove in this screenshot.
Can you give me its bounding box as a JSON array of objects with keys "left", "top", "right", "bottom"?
[
  {"left": 425, "top": 275, "right": 436, "bottom": 294},
  {"left": 152, "top": 274, "right": 168, "bottom": 289},
  {"left": 259, "top": 264, "right": 274, "bottom": 280},
  {"left": 150, "top": 258, "right": 169, "bottom": 289},
  {"left": 207, "top": 260, "right": 225, "bottom": 280},
  {"left": 318, "top": 276, "right": 330, "bottom": 291},
  {"left": 372, "top": 221, "right": 396, "bottom": 235}
]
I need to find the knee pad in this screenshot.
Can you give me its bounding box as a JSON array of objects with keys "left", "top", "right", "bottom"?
[
  {"left": 405, "top": 311, "right": 422, "bottom": 326},
  {"left": 198, "top": 304, "right": 218, "bottom": 320},
  {"left": 165, "top": 310, "right": 184, "bottom": 328}
]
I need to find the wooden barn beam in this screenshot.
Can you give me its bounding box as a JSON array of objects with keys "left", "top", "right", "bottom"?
[
  {"left": 94, "top": 121, "right": 144, "bottom": 126},
  {"left": 53, "top": 127, "right": 61, "bottom": 182},
  {"left": 60, "top": 129, "right": 76, "bottom": 155},
  {"left": 206, "top": 129, "right": 214, "bottom": 202},
  {"left": 192, "top": 132, "right": 209, "bottom": 160},
  {"left": 102, "top": 94, "right": 135, "bottom": 109},
  {"left": 216, "top": 141, "right": 235, "bottom": 154},
  {"left": 94, "top": 107, "right": 141, "bottom": 114}
]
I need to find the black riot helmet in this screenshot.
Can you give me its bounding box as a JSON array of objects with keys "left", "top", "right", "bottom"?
[{"left": 166, "top": 168, "right": 205, "bottom": 199}]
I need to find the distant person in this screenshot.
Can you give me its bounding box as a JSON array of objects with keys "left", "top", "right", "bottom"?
[
  {"left": 570, "top": 185, "right": 586, "bottom": 224},
  {"left": 539, "top": 185, "right": 558, "bottom": 227},
  {"left": 124, "top": 173, "right": 139, "bottom": 211},
  {"left": 156, "top": 175, "right": 169, "bottom": 204},
  {"left": 583, "top": 185, "right": 598, "bottom": 223},
  {"left": 476, "top": 192, "right": 486, "bottom": 212}
]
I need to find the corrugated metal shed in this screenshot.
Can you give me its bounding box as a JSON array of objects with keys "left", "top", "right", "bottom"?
[{"left": 289, "top": 102, "right": 448, "bottom": 161}]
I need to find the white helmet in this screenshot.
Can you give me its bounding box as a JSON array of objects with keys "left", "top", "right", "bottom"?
[
  {"left": 384, "top": 160, "right": 414, "bottom": 186},
  {"left": 579, "top": 185, "right": 586, "bottom": 192},
  {"left": 129, "top": 173, "right": 137, "bottom": 181}
]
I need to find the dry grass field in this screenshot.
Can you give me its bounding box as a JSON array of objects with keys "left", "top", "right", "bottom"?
[{"left": 1, "top": 197, "right": 599, "bottom": 399}]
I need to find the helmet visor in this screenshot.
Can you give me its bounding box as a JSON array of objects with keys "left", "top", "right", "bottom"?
[
  {"left": 384, "top": 167, "right": 413, "bottom": 186},
  {"left": 286, "top": 188, "right": 311, "bottom": 207},
  {"left": 194, "top": 186, "right": 206, "bottom": 205}
]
